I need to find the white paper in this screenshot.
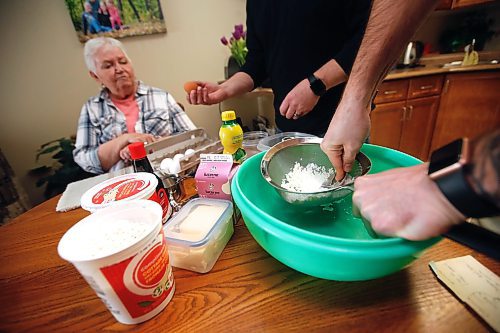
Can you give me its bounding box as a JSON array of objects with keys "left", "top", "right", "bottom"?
[{"left": 429, "top": 255, "right": 500, "bottom": 332}]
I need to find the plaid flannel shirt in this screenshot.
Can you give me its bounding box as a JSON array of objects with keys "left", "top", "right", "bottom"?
[{"left": 73, "top": 81, "right": 196, "bottom": 174}]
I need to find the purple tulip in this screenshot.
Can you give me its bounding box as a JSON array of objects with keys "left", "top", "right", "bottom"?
[
  {"left": 232, "top": 29, "right": 242, "bottom": 40},
  {"left": 241, "top": 31, "right": 246, "bottom": 39},
  {"left": 235, "top": 24, "right": 244, "bottom": 33},
  {"left": 220, "top": 36, "right": 228, "bottom": 45}
]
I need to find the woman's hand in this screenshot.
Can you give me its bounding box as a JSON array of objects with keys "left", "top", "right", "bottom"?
[
  {"left": 119, "top": 146, "right": 131, "bottom": 161},
  {"left": 279, "top": 79, "right": 320, "bottom": 120},
  {"left": 122, "top": 133, "right": 156, "bottom": 144},
  {"left": 186, "top": 81, "right": 229, "bottom": 105},
  {"left": 118, "top": 133, "right": 156, "bottom": 162}
]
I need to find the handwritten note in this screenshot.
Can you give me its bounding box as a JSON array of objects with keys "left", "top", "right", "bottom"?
[{"left": 429, "top": 255, "right": 500, "bottom": 332}]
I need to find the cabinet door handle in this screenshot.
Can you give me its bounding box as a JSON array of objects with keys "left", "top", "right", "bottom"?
[
  {"left": 407, "top": 105, "right": 414, "bottom": 120},
  {"left": 384, "top": 90, "right": 398, "bottom": 95},
  {"left": 401, "top": 106, "right": 407, "bottom": 122},
  {"left": 443, "top": 79, "right": 450, "bottom": 94},
  {"left": 419, "top": 85, "right": 433, "bottom": 90}
]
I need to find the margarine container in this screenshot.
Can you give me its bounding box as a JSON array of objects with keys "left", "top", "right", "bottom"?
[
  {"left": 164, "top": 198, "right": 233, "bottom": 273},
  {"left": 81, "top": 172, "right": 159, "bottom": 213}
]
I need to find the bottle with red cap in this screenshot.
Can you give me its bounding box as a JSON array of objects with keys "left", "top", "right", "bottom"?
[{"left": 128, "top": 142, "right": 172, "bottom": 223}]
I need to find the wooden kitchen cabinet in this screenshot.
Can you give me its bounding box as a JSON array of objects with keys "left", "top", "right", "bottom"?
[
  {"left": 399, "top": 96, "right": 440, "bottom": 159},
  {"left": 370, "top": 101, "right": 406, "bottom": 151},
  {"left": 371, "top": 75, "right": 443, "bottom": 161},
  {"left": 373, "top": 80, "right": 408, "bottom": 104},
  {"left": 430, "top": 71, "right": 500, "bottom": 151}
]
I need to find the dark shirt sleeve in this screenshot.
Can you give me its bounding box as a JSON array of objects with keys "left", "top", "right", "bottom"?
[
  {"left": 239, "top": 1, "right": 267, "bottom": 88},
  {"left": 333, "top": 0, "right": 372, "bottom": 75}
]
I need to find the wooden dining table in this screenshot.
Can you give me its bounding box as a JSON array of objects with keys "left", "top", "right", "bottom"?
[{"left": 0, "top": 195, "right": 498, "bottom": 333}]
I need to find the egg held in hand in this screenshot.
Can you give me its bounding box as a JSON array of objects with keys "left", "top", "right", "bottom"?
[{"left": 184, "top": 81, "right": 199, "bottom": 93}]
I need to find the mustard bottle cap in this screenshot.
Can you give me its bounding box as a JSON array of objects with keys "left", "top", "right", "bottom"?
[{"left": 221, "top": 110, "right": 236, "bottom": 121}]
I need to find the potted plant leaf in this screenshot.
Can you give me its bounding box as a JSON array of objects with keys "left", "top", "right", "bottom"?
[{"left": 30, "top": 136, "right": 94, "bottom": 199}]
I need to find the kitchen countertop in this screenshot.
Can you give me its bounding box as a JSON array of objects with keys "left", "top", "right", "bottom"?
[
  {"left": 0, "top": 195, "right": 498, "bottom": 332},
  {"left": 248, "top": 52, "right": 500, "bottom": 88},
  {"left": 385, "top": 50, "right": 500, "bottom": 80},
  {"left": 385, "top": 62, "right": 500, "bottom": 80},
  {"left": 250, "top": 61, "right": 500, "bottom": 92}
]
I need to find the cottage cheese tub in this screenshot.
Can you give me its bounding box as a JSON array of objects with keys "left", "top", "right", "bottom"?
[{"left": 58, "top": 200, "right": 175, "bottom": 324}]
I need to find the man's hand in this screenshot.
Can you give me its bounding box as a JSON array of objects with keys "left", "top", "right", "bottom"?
[
  {"left": 352, "top": 164, "right": 465, "bottom": 240},
  {"left": 279, "top": 78, "right": 320, "bottom": 120},
  {"left": 321, "top": 98, "right": 370, "bottom": 181},
  {"left": 186, "top": 82, "right": 229, "bottom": 105}
]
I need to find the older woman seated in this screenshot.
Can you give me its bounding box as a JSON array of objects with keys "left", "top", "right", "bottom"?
[{"left": 73, "top": 37, "right": 196, "bottom": 174}]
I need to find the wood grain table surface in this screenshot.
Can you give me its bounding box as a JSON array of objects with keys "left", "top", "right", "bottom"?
[{"left": 0, "top": 195, "right": 498, "bottom": 333}]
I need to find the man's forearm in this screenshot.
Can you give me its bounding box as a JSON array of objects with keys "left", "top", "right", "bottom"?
[{"left": 344, "top": 0, "right": 440, "bottom": 107}]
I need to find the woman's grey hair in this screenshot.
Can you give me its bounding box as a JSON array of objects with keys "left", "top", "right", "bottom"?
[{"left": 83, "top": 37, "right": 131, "bottom": 73}]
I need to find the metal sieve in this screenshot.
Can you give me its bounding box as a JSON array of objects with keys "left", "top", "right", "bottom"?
[{"left": 261, "top": 137, "right": 371, "bottom": 207}]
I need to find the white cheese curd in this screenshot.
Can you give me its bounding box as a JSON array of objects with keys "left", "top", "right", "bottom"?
[
  {"left": 281, "top": 162, "right": 333, "bottom": 192},
  {"left": 61, "top": 210, "right": 156, "bottom": 261}
]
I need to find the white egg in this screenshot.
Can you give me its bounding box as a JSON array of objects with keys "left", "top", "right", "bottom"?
[
  {"left": 173, "top": 153, "right": 184, "bottom": 161},
  {"left": 160, "top": 158, "right": 174, "bottom": 172},
  {"left": 184, "top": 149, "right": 195, "bottom": 157},
  {"left": 169, "top": 159, "right": 181, "bottom": 174}
]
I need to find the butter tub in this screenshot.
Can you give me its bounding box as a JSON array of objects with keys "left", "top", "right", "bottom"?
[{"left": 163, "top": 198, "right": 233, "bottom": 273}]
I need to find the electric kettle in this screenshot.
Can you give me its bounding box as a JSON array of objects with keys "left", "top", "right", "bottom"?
[{"left": 401, "top": 41, "right": 424, "bottom": 67}]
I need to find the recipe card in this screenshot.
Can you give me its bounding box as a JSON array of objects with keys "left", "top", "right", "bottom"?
[{"left": 429, "top": 255, "right": 500, "bottom": 332}]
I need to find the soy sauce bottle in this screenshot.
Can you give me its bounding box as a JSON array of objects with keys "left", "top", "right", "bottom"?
[{"left": 128, "top": 142, "right": 172, "bottom": 223}]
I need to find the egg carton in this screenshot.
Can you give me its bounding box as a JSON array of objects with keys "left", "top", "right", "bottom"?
[{"left": 145, "top": 128, "right": 223, "bottom": 179}]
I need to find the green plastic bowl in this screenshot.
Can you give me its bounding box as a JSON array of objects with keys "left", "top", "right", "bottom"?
[{"left": 232, "top": 144, "right": 441, "bottom": 281}]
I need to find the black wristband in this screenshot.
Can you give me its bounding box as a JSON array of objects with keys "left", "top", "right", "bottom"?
[
  {"left": 432, "top": 166, "right": 499, "bottom": 218},
  {"left": 308, "top": 74, "right": 326, "bottom": 96}
]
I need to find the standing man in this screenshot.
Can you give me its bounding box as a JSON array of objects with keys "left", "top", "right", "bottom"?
[
  {"left": 324, "top": 0, "right": 499, "bottom": 239},
  {"left": 321, "top": 0, "right": 440, "bottom": 181}
]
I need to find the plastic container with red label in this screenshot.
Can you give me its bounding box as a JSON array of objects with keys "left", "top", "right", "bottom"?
[
  {"left": 80, "top": 172, "right": 172, "bottom": 223},
  {"left": 58, "top": 200, "right": 175, "bottom": 324}
]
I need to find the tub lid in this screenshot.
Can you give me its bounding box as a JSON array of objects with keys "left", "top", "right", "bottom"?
[
  {"left": 81, "top": 172, "right": 158, "bottom": 212},
  {"left": 257, "top": 132, "right": 317, "bottom": 152},
  {"left": 164, "top": 198, "right": 233, "bottom": 245}
]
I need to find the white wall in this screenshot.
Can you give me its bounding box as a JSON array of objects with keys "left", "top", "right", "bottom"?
[{"left": 0, "top": 0, "right": 245, "bottom": 206}]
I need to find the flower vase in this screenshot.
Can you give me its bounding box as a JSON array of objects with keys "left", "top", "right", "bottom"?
[{"left": 225, "top": 56, "right": 241, "bottom": 79}]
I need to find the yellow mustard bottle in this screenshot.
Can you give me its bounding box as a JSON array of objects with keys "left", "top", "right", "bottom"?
[{"left": 219, "top": 110, "right": 246, "bottom": 163}]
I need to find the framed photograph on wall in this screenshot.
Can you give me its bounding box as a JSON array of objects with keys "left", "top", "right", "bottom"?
[{"left": 65, "top": 0, "right": 166, "bottom": 43}]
